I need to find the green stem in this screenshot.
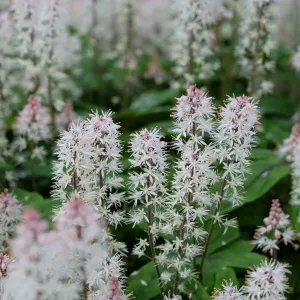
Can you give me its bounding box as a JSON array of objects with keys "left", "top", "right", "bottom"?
[
  {"left": 249, "top": 4, "right": 265, "bottom": 96},
  {"left": 29, "top": 140, "right": 37, "bottom": 191},
  {"left": 173, "top": 122, "right": 196, "bottom": 295},
  {"left": 198, "top": 178, "right": 227, "bottom": 281},
  {"left": 146, "top": 176, "right": 164, "bottom": 300},
  {"left": 73, "top": 151, "right": 77, "bottom": 191}
]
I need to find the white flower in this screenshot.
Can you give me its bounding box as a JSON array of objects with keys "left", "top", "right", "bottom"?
[
  {"left": 291, "top": 46, "right": 300, "bottom": 72},
  {"left": 214, "top": 96, "right": 260, "bottom": 205},
  {"left": 170, "top": 0, "right": 220, "bottom": 84},
  {"left": 253, "top": 199, "right": 298, "bottom": 255},
  {"left": 212, "top": 280, "right": 245, "bottom": 300},
  {"left": 53, "top": 111, "right": 125, "bottom": 231},
  {"left": 243, "top": 260, "right": 290, "bottom": 299}
]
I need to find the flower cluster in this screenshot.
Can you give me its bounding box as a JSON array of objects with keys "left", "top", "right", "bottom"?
[
  {"left": 212, "top": 281, "right": 245, "bottom": 300},
  {"left": 161, "top": 86, "right": 217, "bottom": 285},
  {"left": 127, "top": 86, "right": 260, "bottom": 292},
  {"left": 56, "top": 195, "right": 125, "bottom": 299},
  {"left": 254, "top": 199, "right": 298, "bottom": 256},
  {"left": 243, "top": 260, "right": 290, "bottom": 299},
  {"left": 237, "top": 0, "right": 279, "bottom": 98},
  {"left": 291, "top": 141, "right": 300, "bottom": 207},
  {"left": 170, "top": 0, "right": 220, "bottom": 85},
  {"left": 213, "top": 261, "right": 290, "bottom": 300},
  {"left": 280, "top": 123, "right": 300, "bottom": 161},
  {"left": 0, "top": 12, "right": 20, "bottom": 116},
  {"left": 0, "top": 253, "right": 12, "bottom": 294},
  {"left": 15, "top": 95, "right": 52, "bottom": 142},
  {"left": 215, "top": 95, "right": 260, "bottom": 205},
  {"left": 55, "top": 99, "right": 77, "bottom": 132},
  {"left": 0, "top": 101, "right": 8, "bottom": 161},
  {"left": 98, "top": 277, "right": 129, "bottom": 300},
  {"left": 128, "top": 128, "right": 168, "bottom": 260},
  {"left": 291, "top": 46, "right": 300, "bottom": 72},
  {"left": 0, "top": 189, "right": 22, "bottom": 251},
  {"left": 11, "top": 0, "right": 80, "bottom": 106},
  {"left": 1, "top": 207, "right": 61, "bottom": 300},
  {"left": 1, "top": 195, "right": 127, "bottom": 299},
  {"left": 0, "top": 254, "right": 12, "bottom": 279},
  {"left": 53, "top": 111, "right": 125, "bottom": 251}
]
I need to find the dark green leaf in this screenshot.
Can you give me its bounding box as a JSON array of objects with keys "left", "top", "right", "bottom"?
[
  {"left": 214, "top": 267, "right": 239, "bottom": 290},
  {"left": 127, "top": 261, "right": 160, "bottom": 300}
]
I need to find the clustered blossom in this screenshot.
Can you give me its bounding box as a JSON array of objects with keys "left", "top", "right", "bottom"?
[
  {"left": 280, "top": 123, "right": 300, "bottom": 161},
  {"left": 11, "top": 0, "right": 80, "bottom": 108},
  {"left": 281, "top": 123, "right": 300, "bottom": 212},
  {"left": 2, "top": 195, "right": 127, "bottom": 299},
  {"left": 55, "top": 99, "right": 77, "bottom": 132},
  {"left": 212, "top": 281, "right": 245, "bottom": 300},
  {"left": 291, "top": 141, "right": 300, "bottom": 207},
  {"left": 97, "top": 277, "right": 129, "bottom": 300},
  {"left": 1, "top": 208, "right": 63, "bottom": 300},
  {"left": 0, "top": 12, "right": 20, "bottom": 117},
  {"left": 213, "top": 261, "right": 290, "bottom": 299},
  {"left": 0, "top": 101, "right": 8, "bottom": 161},
  {"left": 254, "top": 199, "right": 298, "bottom": 256},
  {"left": 215, "top": 95, "right": 260, "bottom": 206},
  {"left": 170, "top": 0, "right": 220, "bottom": 86},
  {"left": 57, "top": 195, "right": 126, "bottom": 299},
  {"left": 53, "top": 111, "right": 125, "bottom": 251},
  {"left": 0, "top": 254, "right": 12, "bottom": 279},
  {"left": 0, "top": 189, "right": 22, "bottom": 251},
  {"left": 236, "top": 0, "right": 279, "bottom": 98},
  {"left": 15, "top": 95, "right": 52, "bottom": 142},
  {"left": 243, "top": 260, "right": 290, "bottom": 299},
  {"left": 159, "top": 85, "right": 216, "bottom": 284},
  {"left": 128, "top": 86, "right": 260, "bottom": 290},
  {"left": 0, "top": 253, "right": 12, "bottom": 294},
  {"left": 128, "top": 128, "right": 168, "bottom": 258},
  {"left": 291, "top": 46, "right": 300, "bottom": 72}
]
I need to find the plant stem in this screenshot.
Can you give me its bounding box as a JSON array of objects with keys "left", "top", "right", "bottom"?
[
  {"left": 122, "top": 0, "right": 134, "bottom": 110},
  {"left": 198, "top": 178, "right": 227, "bottom": 281},
  {"left": 29, "top": 139, "right": 37, "bottom": 191},
  {"left": 47, "top": 73, "right": 58, "bottom": 137},
  {"left": 73, "top": 151, "right": 77, "bottom": 191},
  {"left": 188, "top": 31, "right": 195, "bottom": 76},
  {"left": 173, "top": 121, "right": 196, "bottom": 295},
  {"left": 146, "top": 176, "right": 164, "bottom": 300},
  {"left": 76, "top": 225, "right": 88, "bottom": 300},
  {"left": 249, "top": 4, "right": 265, "bottom": 96},
  {"left": 272, "top": 248, "right": 277, "bottom": 260}
]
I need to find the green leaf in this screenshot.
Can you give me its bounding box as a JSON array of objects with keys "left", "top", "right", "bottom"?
[
  {"left": 221, "top": 158, "right": 290, "bottom": 214},
  {"left": 202, "top": 240, "right": 264, "bottom": 293},
  {"left": 127, "top": 261, "right": 160, "bottom": 300},
  {"left": 208, "top": 226, "right": 240, "bottom": 255},
  {"left": 214, "top": 267, "right": 239, "bottom": 290},
  {"left": 144, "top": 120, "right": 173, "bottom": 134},
  {"left": 250, "top": 149, "right": 280, "bottom": 161},
  {"left": 206, "top": 240, "right": 263, "bottom": 269},
  {"left": 130, "top": 89, "right": 176, "bottom": 111},
  {"left": 260, "top": 96, "right": 296, "bottom": 117},
  {"left": 0, "top": 161, "right": 12, "bottom": 170},
  {"left": 243, "top": 162, "right": 289, "bottom": 204},
  {"left": 184, "top": 281, "right": 211, "bottom": 300},
  {"left": 12, "top": 188, "right": 57, "bottom": 220},
  {"left": 261, "top": 118, "right": 292, "bottom": 145},
  {"left": 291, "top": 206, "right": 300, "bottom": 235}
]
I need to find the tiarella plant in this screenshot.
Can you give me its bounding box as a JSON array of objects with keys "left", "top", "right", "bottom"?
[
  {"left": 236, "top": 0, "right": 279, "bottom": 98},
  {"left": 53, "top": 111, "right": 126, "bottom": 252},
  {"left": 213, "top": 261, "right": 291, "bottom": 299},
  {"left": 253, "top": 199, "right": 298, "bottom": 258},
  {"left": 1, "top": 0, "right": 300, "bottom": 299}
]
